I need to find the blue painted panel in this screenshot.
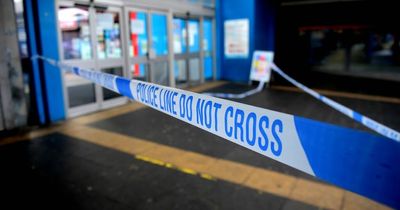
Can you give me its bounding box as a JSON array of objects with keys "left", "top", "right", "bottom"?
[
  {"left": 219, "top": 0, "right": 255, "bottom": 83},
  {"left": 37, "top": 0, "right": 65, "bottom": 122},
  {"left": 203, "top": 19, "right": 213, "bottom": 79},
  {"left": 254, "top": 0, "right": 276, "bottom": 51},
  {"left": 204, "top": 56, "right": 213, "bottom": 79},
  {"left": 151, "top": 14, "right": 168, "bottom": 55},
  {"left": 216, "top": 0, "right": 222, "bottom": 79},
  {"left": 24, "top": 0, "right": 46, "bottom": 124},
  {"left": 217, "top": 0, "right": 277, "bottom": 83}
]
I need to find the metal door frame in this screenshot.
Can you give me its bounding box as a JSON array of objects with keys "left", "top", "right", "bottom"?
[
  {"left": 57, "top": 0, "right": 127, "bottom": 117},
  {"left": 57, "top": 1, "right": 98, "bottom": 117},
  {"left": 93, "top": 6, "right": 128, "bottom": 110},
  {"left": 123, "top": 0, "right": 216, "bottom": 85},
  {"left": 173, "top": 14, "right": 203, "bottom": 87},
  {"left": 124, "top": 7, "right": 170, "bottom": 85},
  {"left": 56, "top": 0, "right": 216, "bottom": 117}
]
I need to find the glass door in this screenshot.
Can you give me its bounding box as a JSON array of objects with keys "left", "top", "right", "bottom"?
[
  {"left": 187, "top": 19, "right": 201, "bottom": 84},
  {"left": 173, "top": 18, "right": 187, "bottom": 86},
  {"left": 173, "top": 16, "right": 201, "bottom": 87},
  {"left": 58, "top": 2, "right": 126, "bottom": 117},
  {"left": 150, "top": 12, "right": 169, "bottom": 85},
  {"left": 126, "top": 8, "right": 170, "bottom": 85},
  {"left": 94, "top": 6, "right": 127, "bottom": 109},
  {"left": 203, "top": 18, "right": 214, "bottom": 80},
  {"left": 58, "top": 3, "right": 98, "bottom": 117}
]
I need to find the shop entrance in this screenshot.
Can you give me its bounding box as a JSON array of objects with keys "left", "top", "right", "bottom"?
[
  {"left": 125, "top": 8, "right": 170, "bottom": 86},
  {"left": 58, "top": 2, "right": 126, "bottom": 117},
  {"left": 173, "top": 16, "right": 214, "bottom": 87},
  {"left": 57, "top": 1, "right": 215, "bottom": 117}
]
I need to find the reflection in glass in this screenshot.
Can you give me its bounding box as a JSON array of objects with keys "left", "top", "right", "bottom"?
[
  {"left": 174, "top": 60, "right": 187, "bottom": 85},
  {"left": 102, "top": 67, "right": 123, "bottom": 100},
  {"left": 203, "top": 19, "right": 213, "bottom": 52},
  {"left": 204, "top": 56, "right": 213, "bottom": 80},
  {"left": 66, "top": 72, "right": 96, "bottom": 107},
  {"left": 96, "top": 10, "right": 122, "bottom": 59},
  {"left": 58, "top": 6, "right": 92, "bottom": 60},
  {"left": 129, "top": 11, "right": 148, "bottom": 57},
  {"left": 131, "top": 63, "right": 148, "bottom": 81},
  {"left": 185, "top": 0, "right": 215, "bottom": 8},
  {"left": 188, "top": 20, "right": 199, "bottom": 52},
  {"left": 173, "top": 18, "right": 187, "bottom": 53},
  {"left": 14, "top": 0, "right": 28, "bottom": 58},
  {"left": 203, "top": 18, "right": 213, "bottom": 79},
  {"left": 152, "top": 62, "right": 169, "bottom": 85},
  {"left": 151, "top": 14, "right": 168, "bottom": 56},
  {"left": 304, "top": 28, "right": 400, "bottom": 80},
  {"left": 189, "top": 58, "right": 200, "bottom": 82}
]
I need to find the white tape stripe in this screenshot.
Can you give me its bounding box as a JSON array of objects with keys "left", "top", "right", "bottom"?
[
  {"left": 32, "top": 55, "right": 400, "bottom": 141},
  {"left": 31, "top": 56, "right": 400, "bottom": 209},
  {"left": 203, "top": 81, "right": 265, "bottom": 99},
  {"left": 130, "top": 79, "right": 315, "bottom": 175},
  {"left": 270, "top": 62, "right": 400, "bottom": 142},
  {"left": 34, "top": 56, "right": 315, "bottom": 175}
]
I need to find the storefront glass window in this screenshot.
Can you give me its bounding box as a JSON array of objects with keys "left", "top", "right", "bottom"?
[
  {"left": 151, "top": 14, "right": 168, "bottom": 56},
  {"left": 173, "top": 18, "right": 187, "bottom": 53},
  {"left": 58, "top": 6, "right": 92, "bottom": 60},
  {"left": 96, "top": 10, "right": 122, "bottom": 59},
  {"left": 129, "top": 11, "right": 148, "bottom": 57},
  {"left": 203, "top": 18, "right": 213, "bottom": 79},
  {"left": 188, "top": 20, "right": 199, "bottom": 52}
]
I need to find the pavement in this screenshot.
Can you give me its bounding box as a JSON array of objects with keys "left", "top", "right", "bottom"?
[{"left": 1, "top": 81, "right": 397, "bottom": 210}]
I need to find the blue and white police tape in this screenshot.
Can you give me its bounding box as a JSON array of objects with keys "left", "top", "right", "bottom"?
[
  {"left": 33, "top": 55, "right": 400, "bottom": 209},
  {"left": 268, "top": 62, "right": 400, "bottom": 142},
  {"left": 203, "top": 81, "right": 265, "bottom": 99}
]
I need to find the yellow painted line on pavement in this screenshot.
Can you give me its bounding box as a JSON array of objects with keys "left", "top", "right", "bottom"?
[
  {"left": 135, "top": 154, "right": 216, "bottom": 181},
  {"left": 0, "top": 81, "right": 227, "bottom": 146},
  {"left": 69, "top": 102, "right": 146, "bottom": 125},
  {"left": 187, "top": 81, "right": 227, "bottom": 93},
  {"left": 0, "top": 125, "right": 62, "bottom": 146},
  {"left": 0, "top": 80, "right": 391, "bottom": 209},
  {"left": 59, "top": 125, "right": 391, "bottom": 210}
]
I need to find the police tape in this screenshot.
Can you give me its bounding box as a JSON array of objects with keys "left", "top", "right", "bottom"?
[
  {"left": 198, "top": 61, "right": 400, "bottom": 142},
  {"left": 269, "top": 63, "right": 400, "bottom": 142},
  {"left": 203, "top": 81, "right": 265, "bottom": 99},
  {"left": 33, "top": 55, "right": 400, "bottom": 209}
]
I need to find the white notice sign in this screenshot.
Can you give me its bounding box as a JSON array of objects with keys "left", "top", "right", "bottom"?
[
  {"left": 96, "top": 13, "right": 113, "bottom": 30},
  {"left": 224, "top": 19, "right": 249, "bottom": 58},
  {"left": 249, "top": 51, "right": 274, "bottom": 82},
  {"left": 131, "top": 19, "right": 145, "bottom": 34}
]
